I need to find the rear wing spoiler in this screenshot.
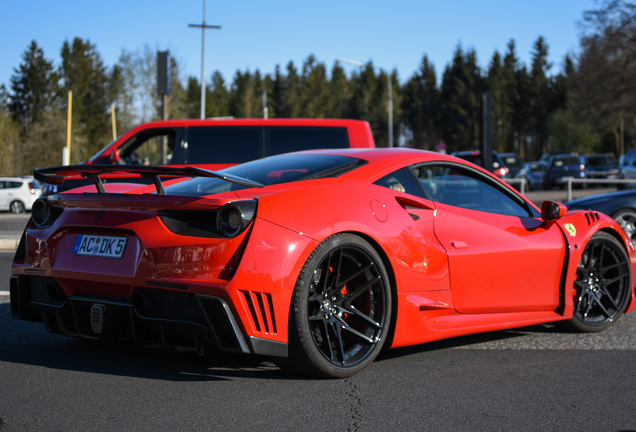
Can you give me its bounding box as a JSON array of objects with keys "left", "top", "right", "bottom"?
[{"left": 34, "top": 164, "right": 264, "bottom": 195}]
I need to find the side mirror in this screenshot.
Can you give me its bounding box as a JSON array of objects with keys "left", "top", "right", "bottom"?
[
  {"left": 108, "top": 149, "right": 120, "bottom": 164},
  {"left": 541, "top": 201, "right": 567, "bottom": 221}
]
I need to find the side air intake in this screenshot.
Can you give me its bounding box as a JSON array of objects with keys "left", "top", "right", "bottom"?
[{"left": 240, "top": 290, "right": 277, "bottom": 335}]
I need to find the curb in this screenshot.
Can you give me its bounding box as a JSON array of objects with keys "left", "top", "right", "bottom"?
[{"left": 0, "top": 238, "right": 19, "bottom": 251}]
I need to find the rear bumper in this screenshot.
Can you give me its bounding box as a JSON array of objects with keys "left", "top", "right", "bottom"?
[{"left": 10, "top": 275, "right": 288, "bottom": 357}]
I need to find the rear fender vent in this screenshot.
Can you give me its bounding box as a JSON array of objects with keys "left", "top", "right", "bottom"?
[
  {"left": 584, "top": 211, "right": 600, "bottom": 225},
  {"left": 240, "top": 290, "right": 277, "bottom": 335}
]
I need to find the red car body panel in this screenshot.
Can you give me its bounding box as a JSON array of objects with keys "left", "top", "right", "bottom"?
[{"left": 11, "top": 148, "right": 636, "bottom": 365}]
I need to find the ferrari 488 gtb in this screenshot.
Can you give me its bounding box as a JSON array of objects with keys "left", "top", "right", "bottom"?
[{"left": 10, "top": 148, "right": 636, "bottom": 378}]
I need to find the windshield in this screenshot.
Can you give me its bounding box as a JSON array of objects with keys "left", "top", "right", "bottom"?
[{"left": 164, "top": 153, "right": 365, "bottom": 197}]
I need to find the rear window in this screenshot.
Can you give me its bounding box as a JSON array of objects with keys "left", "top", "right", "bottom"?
[
  {"left": 502, "top": 155, "right": 523, "bottom": 168},
  {"left": 585, "top": 156, "right": 615, "bottom": 167},
  {"left": 164, "top": 153, "right": 365, "bottom": 197},
  {"left": 553, "top": 157, "right": 580, "bottom": 167},
  {"left": 183, "top": 126, "right": 351, "bottom": 164}
]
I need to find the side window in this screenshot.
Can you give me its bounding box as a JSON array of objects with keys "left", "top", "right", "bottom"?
[
  {"left": 374, "top": 167, "right": 426, "bottom": 196},
  {"left": 117, "top": 128, "right": 177, "bottom": 165},
  {"left": 412, "top": 163, "right": 534, "bottom": 217},
  {"left": 265, "top": 127, "right": 350, "bottom": 155},
  {"left": 185, "top": 126, "right": 261, "bottom": 164}
]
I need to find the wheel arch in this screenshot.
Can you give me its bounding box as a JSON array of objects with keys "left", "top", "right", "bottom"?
[{"left": 599, "top": 227, "right": 636, "bottom": 313}]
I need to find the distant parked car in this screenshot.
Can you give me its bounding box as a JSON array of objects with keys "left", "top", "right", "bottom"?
[
  {"left": 0, "top": 176, "right": 41, "bottom": 213},
  {"left": 451, "top": 150, "right": 509, "bottom": 178},
  {"left": 517, "top": 161, "right": 548, "bottom": 190},
  {"left": 500, "top": 153, "right": 524, "bottom": 177},
  {"left": 580, "top": 154, "right": 619, "bottom": 181},
  {"left": 544, "top": 154, "right": 584, "bottom": 189},
  {"left": 619, "top": 149, "right": 636, "bottom": 189},
  {"left": 566, "top": 189, "right": 636, "bottom": 242}
]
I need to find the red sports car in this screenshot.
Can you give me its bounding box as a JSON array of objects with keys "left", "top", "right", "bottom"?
[{"left": 10, "top": 148, "right": 636, "bottom": 378}]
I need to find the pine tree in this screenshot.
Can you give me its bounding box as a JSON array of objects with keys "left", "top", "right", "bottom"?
[
  {"left": 60, "top": 37, "right": 113, "bottom": 160},
  {"left": 185, "top": 76, "right": 201, "bottom": 119},
  {"left": 486, "top": 51, "right": 513, "bottom": 153},
  {"left": 439, "top": 46, "right": 482, "bottom": 152},
  {"left": 8, "top": 40, "right": 59, "bottom": 129},
  {"left": 229, "top": 70, "right": 255, "bottom": 118},
  {"left": 299, "top": 55, "right": 329, "bottom": 117},
  {"left": 207, "top": 71, "right": 230, "bottom": 118},
  {"left": 528, "top": 36, "right": 552, "bottom": 159},
  {"left": 327, "top": 62, "right": 350, "bottom": 118},
  {"left": 401, "top": 54, "right": 440, "bottom": 150}
]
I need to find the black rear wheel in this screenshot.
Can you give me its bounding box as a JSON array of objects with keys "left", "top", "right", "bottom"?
[
  {"left": 567, "top": 232, "right": 631, "bottom": 332},
  {"left": 284, "top": 233, "right": 392, "bottom": 378}
]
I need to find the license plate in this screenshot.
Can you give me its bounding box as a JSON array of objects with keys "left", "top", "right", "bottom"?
[{"left": 73, "top": 234, "right": 128, "bottom": 258}]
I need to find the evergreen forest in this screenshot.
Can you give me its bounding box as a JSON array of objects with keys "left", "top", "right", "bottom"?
[{"left": 0, "top": 1, "right": 634, "bottom": 176}]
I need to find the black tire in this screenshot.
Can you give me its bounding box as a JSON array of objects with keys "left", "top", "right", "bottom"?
[
  {"left": 566, "top": 232, "right": 631, "bottom": 332},
  {"left": 9, "top": 200, "right": 25, "bottom": 214},
  {"left": 284, "top": 233, "right": 392, "bottom": 378},
  {"left": 612, "top": 208, "right": 636, "bottom": 242}
]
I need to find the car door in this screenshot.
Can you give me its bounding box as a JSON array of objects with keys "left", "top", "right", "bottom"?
[{"left": 413, "top": 163, "right": 566, "bottom": 314}]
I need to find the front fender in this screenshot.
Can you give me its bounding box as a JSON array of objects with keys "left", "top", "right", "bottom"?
[{"left": 557, "top": 209, "right": 636, "bottom": 316}]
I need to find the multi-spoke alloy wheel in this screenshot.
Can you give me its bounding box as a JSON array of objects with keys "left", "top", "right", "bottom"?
[
  {"left": 568, "top": 232, "right": 632, "bottom": 332},
  {"left": 286, "top": 233, "right": 391, "bottom": 378}
]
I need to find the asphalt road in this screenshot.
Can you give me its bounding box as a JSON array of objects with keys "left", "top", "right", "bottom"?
[{"left": 1, "top": 191, "right": 636, "bottom": 431}]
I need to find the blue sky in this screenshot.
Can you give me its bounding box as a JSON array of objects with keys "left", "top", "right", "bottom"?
[{"left": 2, "top": 0, "right": 598, "bottom": 88}]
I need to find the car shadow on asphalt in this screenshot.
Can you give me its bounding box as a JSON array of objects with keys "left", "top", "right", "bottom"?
[
  {"left": 376, "top": 322, "right": 569, "bottom": 362},
  {"left": 2, "top": 299, "right": 578, "bottom": 381},
  {"left": 0, "top": 302, "right": 292, "bottom": 382}
]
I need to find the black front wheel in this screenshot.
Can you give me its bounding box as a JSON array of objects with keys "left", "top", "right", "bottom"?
[
  {"left": 284, "top": 233, "right": 392, "bottom": 378},
  {"left": 567, "top": 232, "right": 632, "bottom": 332}
]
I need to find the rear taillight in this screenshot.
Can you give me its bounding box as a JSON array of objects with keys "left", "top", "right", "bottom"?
[
  {"left": 494, "top": 167, "right": 509, "bottom": 177},
  {"left": 28, "top": 182, "right": 36, "bottom": 195}
]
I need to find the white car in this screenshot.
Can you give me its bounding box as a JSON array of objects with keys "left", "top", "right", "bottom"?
[{"left": 0, "top": 177, "right": 41, "bottom": 213}]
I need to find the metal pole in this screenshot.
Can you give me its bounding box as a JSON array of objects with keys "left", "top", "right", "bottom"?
[
  {"left": 111, "top": 104, "right": 117, "bottom": 141},
  {"left": 188, "top": 0, "right": 221, "bottom": 120},
  {"left": 199, "top": 0, "right": 206, "bottom": 120},
  {"left": 387, "top": 74, "right": 393, "bottom": 148},
  {"left": 263, "top": 91, "right": 268, "bottom": 119},
  {"left": 65, "top": 91, "right": 72, "bottom": 165}
]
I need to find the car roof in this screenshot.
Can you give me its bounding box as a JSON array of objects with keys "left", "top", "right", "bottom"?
[
  {"left": 129, "top": 118, "right": 370, "bottom": 128},
  {"left": 0, "top": 176, "right": 32, "bottom": 181},
  {"left": 287, "top": 147, "right": 492, "bottom": 181}
]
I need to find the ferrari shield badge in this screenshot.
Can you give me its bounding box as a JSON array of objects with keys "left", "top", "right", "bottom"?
[{"left": 564, "top": 223, "right": 577, "bottom": 237}]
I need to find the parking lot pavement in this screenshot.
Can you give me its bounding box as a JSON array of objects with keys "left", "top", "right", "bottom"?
[{"left": 0, "top": 213, "right": 29, "bottom": 251}]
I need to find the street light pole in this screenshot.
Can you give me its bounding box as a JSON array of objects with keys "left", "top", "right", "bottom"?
[
  {"left": 188, "top": 0, "right": 221, "bottom": 120},
  {"left": 339, "top": 58, "right": 393, "bottom": 147}
]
